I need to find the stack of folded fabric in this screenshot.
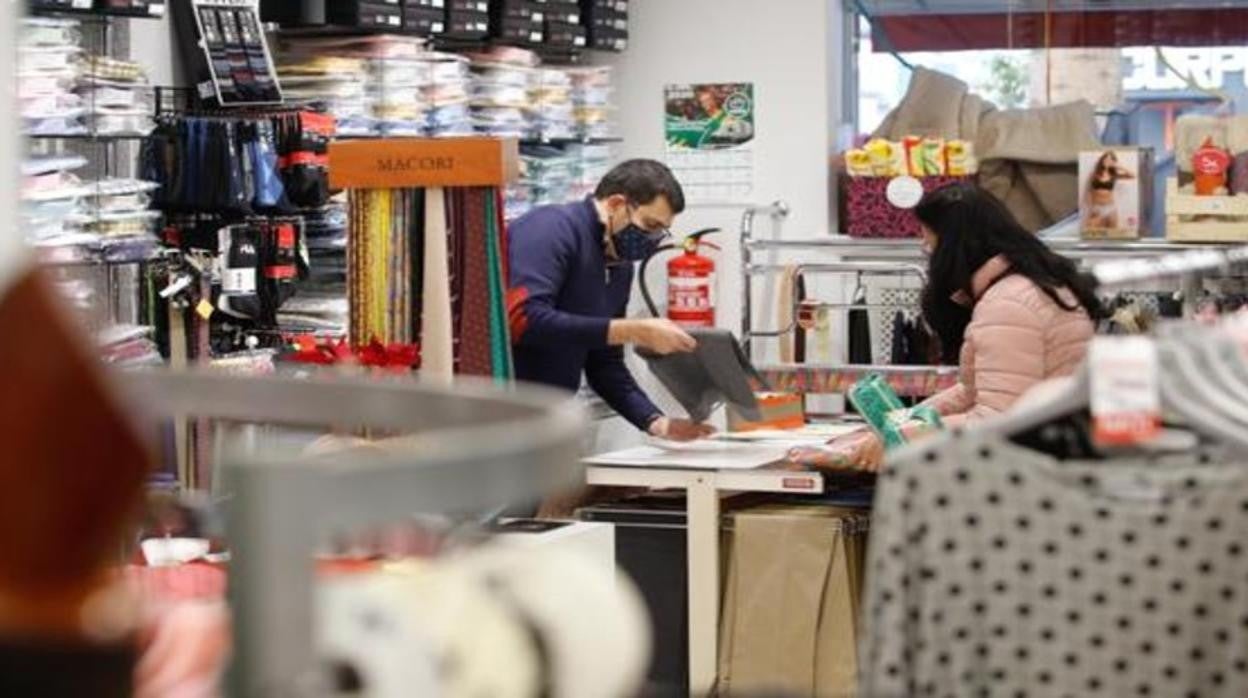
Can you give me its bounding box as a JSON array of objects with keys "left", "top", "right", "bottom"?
[
  {"left": 98, "top": 324, "right": 162, "bottom": 367},
  {"left": 530, "top": 68, "right": 575, "bottom": 141},
  {"left": 19, "top": 18, "right": 85, "bottom": 136},
  {"left": 510, "top": 145, "right": 575, "bottom": 220},
  {"left": 81, "top": 55, "right": 154, "bottom": 136},
  {"left": 274, "top": 55, "right": 373, "bottom": 136},
  {"left": 277, "top": 36, "right": 432, "bottom": 138},
  {"left": 82, "top": 178, "right": 163, "bottom": 262},
  {"left": 567, "top": 66, "right": 615, "bottom": 141},
  {"left": 23, "top": 162, "right": 162, "bottom": 263},
  {"left": 370, "top": 58, "right": 430, "bottom": 137},
  {"left": 22, "top": 154, "right": 91, "bottom": 253},
  {"left": 469, "top": 48, "right": 538, "bottom": 138},
  {"left": 423, "top": 53, "right": 473, "bottom": 137},
  {"left": 564, "top": 142, "right": 615, "bottom": 201}
]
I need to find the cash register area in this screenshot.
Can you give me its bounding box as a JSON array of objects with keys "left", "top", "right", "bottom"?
[{"left": 10, "top": 1, "right": 1248, "bottom": 697}]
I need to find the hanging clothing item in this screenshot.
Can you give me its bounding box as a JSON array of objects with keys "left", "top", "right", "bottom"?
[
  {"left": 889, "top": 311, "right": 909, "bottom": 366},
  {"left": 458, "top": 188, "right": 494, "bottom": 377},
  {"left": 777, "top": 265, "right": 797, "bottom": 364},
  {"left": 848, "top": 285, "right": 872, "bottom": 365},
  {"left": 484, "top": 188, "right": 513, "bottom": 381},
  {"left": 861, "top": 430, "right": 1248, "bottom": 698},
  {"left": 421, "top": 186, "right": 454, "bottom": 384}
]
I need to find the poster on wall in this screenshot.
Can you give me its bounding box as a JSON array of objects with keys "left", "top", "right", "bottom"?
[{"left": 664, "top": 82, "right": 755, "bottom": 203}]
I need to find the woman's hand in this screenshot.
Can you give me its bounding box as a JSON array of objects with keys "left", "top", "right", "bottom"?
[
  {"left": 787, "top": 429, "right": 884, "bottom": 472},
  {"left": 839, "top": 430, "right": 885, "bottom": 471}
]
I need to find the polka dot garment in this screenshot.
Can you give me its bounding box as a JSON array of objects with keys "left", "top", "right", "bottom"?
[{"left": 860, "top": 432, "right": 1248, "bottom": 698}]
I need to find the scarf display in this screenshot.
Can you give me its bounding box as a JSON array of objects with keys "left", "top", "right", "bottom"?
[{"left": 348, "top": 185, "right": 513, "bottom": 382}]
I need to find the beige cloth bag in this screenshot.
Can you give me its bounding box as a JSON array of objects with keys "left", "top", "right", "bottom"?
[{"left": 718, "top": 505, "right": 868, "bottom": 698}]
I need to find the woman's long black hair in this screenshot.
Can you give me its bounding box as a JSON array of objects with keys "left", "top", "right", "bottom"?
[{"left": 916, "top": 183, "right": 1104, "bottom": 363}]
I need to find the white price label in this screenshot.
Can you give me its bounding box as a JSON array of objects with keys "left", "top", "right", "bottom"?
[
  {"left": 1089, "top": 336, "right": 1161, "bottom": 447},
  {"left": 886, "top": 175, "right": 924, "bottom": 209},
  {"left": 222, "top": 268, "right": 257, "bottom": 294}
]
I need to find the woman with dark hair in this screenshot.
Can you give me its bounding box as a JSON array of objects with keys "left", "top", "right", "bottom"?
[{"left": 824, "top": 182, "right": 1102, "bottom": 470}]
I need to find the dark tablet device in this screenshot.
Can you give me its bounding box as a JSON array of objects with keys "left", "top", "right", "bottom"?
[{"left": 639, "top": 328, "right": 761, "bottom": 423}]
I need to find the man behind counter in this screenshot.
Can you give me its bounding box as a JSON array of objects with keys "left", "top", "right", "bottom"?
[{"left": 507, "top": 159, "right": 713, "bottom": 441}]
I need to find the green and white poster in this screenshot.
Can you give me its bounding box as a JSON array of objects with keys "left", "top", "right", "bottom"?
[{"left": 664, "top": 82, "right": 755, "bottom": 202}]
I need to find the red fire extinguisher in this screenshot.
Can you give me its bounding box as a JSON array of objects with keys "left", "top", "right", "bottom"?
[{"left": 640, "top": 228, "right": 720, "bottom": 329}]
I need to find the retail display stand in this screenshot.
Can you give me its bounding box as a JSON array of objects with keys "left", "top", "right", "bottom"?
[
  {"left": 122, "top": 366, "right": 586, "bottom": 697},
  {"left": 1165, "top": 178, "right": 1248, "bottom": 243},
  {"left": 329, "top": 137, "right": 520, "bottom": 382}
]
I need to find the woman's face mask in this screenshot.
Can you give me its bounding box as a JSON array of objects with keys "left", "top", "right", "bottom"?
[{"left": 920, "top": 225, "right": 938, "bottom": 257}]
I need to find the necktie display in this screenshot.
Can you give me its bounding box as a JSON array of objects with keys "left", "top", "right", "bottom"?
[{"left": 337, "top": 138, "right": 518, "bottom": 382}]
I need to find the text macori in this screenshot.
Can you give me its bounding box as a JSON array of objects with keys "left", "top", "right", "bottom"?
[{"left": 375, "top": 156, "right": 455, "bottom": 172}]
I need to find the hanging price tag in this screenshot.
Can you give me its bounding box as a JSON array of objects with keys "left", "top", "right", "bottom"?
[{"left": 1089, "top": 336, "right": 1161, "bottom": 447}]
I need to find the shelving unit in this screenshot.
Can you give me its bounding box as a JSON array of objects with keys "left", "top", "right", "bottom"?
[{"left": 23, "top": 6, "right": 163, "bottom": 337}]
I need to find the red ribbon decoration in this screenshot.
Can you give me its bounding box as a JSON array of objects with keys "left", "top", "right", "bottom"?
[{"left": 285, "top": 336, "right": 421, "bottom": 373}]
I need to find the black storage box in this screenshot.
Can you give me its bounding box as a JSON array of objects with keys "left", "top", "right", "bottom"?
[
  {"left": 494, "top": 18, "right": 543, "bottom": 44},
  {"left": 579, "top": 497, "right": 692, "bottom": 698},
  {"left": 588, "top": 24, "right": 627, "bottom": 51},
  {"left": 443, "top": 9, "right": 489, "bottom": 38},
  {"left": 29, "top": 0, "right": 92, "bottom": 10},
  {"left": 260, "top": 0, "right": 326, "bottom": 26},
  {"left": 544, "top": 20, "right": 585, "bottom": 47},
  {"left": 492, "top": 0, "right": 539, "bottom": 24},
  {"left": 585, "top": 7, "right": 627, "bottom": 32},
  {"left": 403, "top": 5, "right": 445, "bottom": 33},
  {"left": 445, "top": 0, "right": 487, "bottom": 12},
  {"left": 94, "top": 0, "right": 167, "bottom": 16},
  {"left": 327, "top": 0, "right": 402, "bottom": 29},
  {"left": 542, "top": 0, "right": 580, "bottom": 24},
  {"left": 581, "top": 0, "right": 627, "bottom": 11}
]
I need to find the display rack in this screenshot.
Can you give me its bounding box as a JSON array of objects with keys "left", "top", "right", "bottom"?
[
  {"left": 120, "top": 365, "right": 586, "bottom": 696},
  {"left": 23, "top": 6, "right": 165, "bottom": 335}
]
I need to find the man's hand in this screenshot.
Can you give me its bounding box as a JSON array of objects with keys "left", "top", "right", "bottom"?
[
  {"left": 648, "top": 416, "right": 716, "bottom": 442},
  {"left": 608, "top": 318, "right": 697, "bottom": 355}
]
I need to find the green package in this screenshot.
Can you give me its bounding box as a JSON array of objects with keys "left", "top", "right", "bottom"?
[{"left": 847, "top": 374, "right": 944, "bottom": 451}]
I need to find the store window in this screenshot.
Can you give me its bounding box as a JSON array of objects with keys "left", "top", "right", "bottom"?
[{"left": 857, "top": 16, "right": 1246, "bottom": 139}]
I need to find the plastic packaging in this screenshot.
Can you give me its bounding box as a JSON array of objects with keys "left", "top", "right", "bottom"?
[{"left": 847, "top": 373, "right": 944, "bottom": 450}]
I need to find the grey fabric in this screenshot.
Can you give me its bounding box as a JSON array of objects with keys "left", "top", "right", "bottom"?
[
  {"left": 640, "top": 329, "right": 760, "bottom": 423},
  {"left": 861, "top": 431, "right": 1248, "bottom": 698},
  {"left": 873, "top": 67, "right": 1101, "bottom": 232}
]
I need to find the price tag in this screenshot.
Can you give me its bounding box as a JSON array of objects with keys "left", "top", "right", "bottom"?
[
  {"left": 1089, "top": 337, "right": 1161, "bottom": 447},
  {"left": 196, "top": 299, "right": 215, "bottom": 320}
]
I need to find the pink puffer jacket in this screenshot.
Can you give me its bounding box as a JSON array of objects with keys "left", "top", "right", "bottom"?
[{"left": 922, "top": 254, "right": 1094, "bottom": 427}]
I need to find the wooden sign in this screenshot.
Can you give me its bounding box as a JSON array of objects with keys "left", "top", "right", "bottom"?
[{"left": 329, "top": 137, "right": 521, "bottom": 189}]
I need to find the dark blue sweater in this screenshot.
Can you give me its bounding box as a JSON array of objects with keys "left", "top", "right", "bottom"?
[{"left": 506, "top": 197, "right": 663, "bottom": 430}]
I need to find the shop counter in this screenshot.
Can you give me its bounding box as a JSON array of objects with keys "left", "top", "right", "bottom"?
[{"left": 583, "top": 436, "right": 843, "bottom": 697}]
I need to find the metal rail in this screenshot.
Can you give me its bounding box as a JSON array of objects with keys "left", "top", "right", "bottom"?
[{"left": 120, "top": 367, "right": 586, "bottom": 697}]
